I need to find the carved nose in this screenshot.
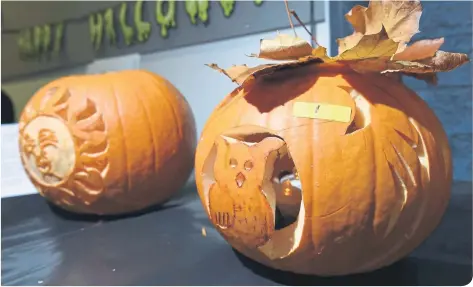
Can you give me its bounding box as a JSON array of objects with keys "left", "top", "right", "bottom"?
[{"left": 236, "top": 172, "right": 246, "bottom": 188}]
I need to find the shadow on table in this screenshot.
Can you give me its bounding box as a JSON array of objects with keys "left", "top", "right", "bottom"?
[
  {"left": 46, "top": 202, "right": 178, "bottom": 222},
  {"left": 46, "top": 183, "right": 199, "bottom": 223},
  {"left": 232, "top": 249, "right": 472, "bottom": 286}
]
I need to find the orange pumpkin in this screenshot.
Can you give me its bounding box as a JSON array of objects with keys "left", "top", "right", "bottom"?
[
  {"left": 195, "top": 0, "right": 469, "bottom": 275},
  {"left": 19, "top": 70, "right": 196, "bottom": 215},
  {"left": 195, "top": 64, "right": 452, "bottom": 275}
]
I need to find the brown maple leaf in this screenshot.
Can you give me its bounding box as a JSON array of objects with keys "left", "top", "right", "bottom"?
[
  {"left": 206, "top": 64, "right": 274, "bottom": 85},
  {"left": 338, "top": 0, "right": 423, "bottom": 55},
  {"left": 208, "top": 0, "right": 469, "bottom": 87},
  {"left": 249, "top": 33, "right": 313, "bottom": 61},
  {"left": 392, "top": 38, "right": 445, "bottom": 61},
  {"left": 336, "top": 26, "right": 399, "bottom": 61}
]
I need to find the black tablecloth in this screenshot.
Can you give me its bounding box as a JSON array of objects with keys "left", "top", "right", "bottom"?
[{"left": 2, "top": 183, "right": 472, "bottom": 286}]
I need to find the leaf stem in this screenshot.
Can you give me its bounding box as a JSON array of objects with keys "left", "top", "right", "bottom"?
[
  {"left": 290, "top": 9, "right": 320, "bottom": 47},
  {"left": 284, "top": 0, "right": 297, "bottom": 37}
]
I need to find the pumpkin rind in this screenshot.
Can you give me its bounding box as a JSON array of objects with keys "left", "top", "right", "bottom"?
[
  {"left": 19, "top": 70, "right": 197, "bottom": 215},
  {"left": 195, "top": 66, "right": 451, "bottom": 276}
]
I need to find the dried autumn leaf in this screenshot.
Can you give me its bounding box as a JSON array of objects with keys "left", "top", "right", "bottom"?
[
  {"left": 337, "top": 32, "right": 364, "bottom": 55},
  {"left": 338, "top": 0, "right": 423, "bottom": 55},
  {"left": 251, "top": 33, "right": 313, "bottom": 61},
  {"left": 392, "top": 38, "right": 445, "bottom": 61},
  {"left": 373, "top": 0, "right": 423, "bottom": 43},
  {"left": 300, "top": 46, "right": 332, "bottom": 62},
  {"left": 347, "top": 58, "right": 398, "bottom": 73},
  {"left": 417, "top": 50, "right": 470, "bottom": 72},
  {"left": 249, "top": 57, "right": 324, "bottom": 81},
  {"left": 207, "top": 57, "right": 324, "bottom": 87},
  {"left": 345, "top": 5, "right": 372, "bottom": 34},
  {"left": 395, "top": 42, "right": 408, "bottom": 54},
  {"left": 206, "top": 63, "right": 273, "bottom": 85},
  {"left": 311, "top": 46, "right": 329, "bottom": 58},
  {"left": 336, "top": 27, "right": 399, "bottom": 61},
  {"left": 383, "top": 72, "right": 403, "bottom": 82},
  {"left": 348, "top": 49, "right": 469, "bottom": 75}
]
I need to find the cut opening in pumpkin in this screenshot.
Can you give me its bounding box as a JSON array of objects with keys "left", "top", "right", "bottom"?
[
  {"left": 271, "top": 148, "right": 302, "bottom": 230},
  {"left": 202, "top": 126, "right": 305, "bottom": 259},
  {"left": 346, "top": 88, "right": 372, "bottom": 135}
]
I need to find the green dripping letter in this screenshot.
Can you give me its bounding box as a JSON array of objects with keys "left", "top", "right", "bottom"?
[
  {"left": 198, "top": 0, "right": 209, "bottom": 23},
  {"left": 185, "top": 0, "right": 209, "bottom": 24},
  {"left": 119, "top": 2, "right": 135, "bottom": 46},
  {"left": 41, "top": 25, "right": 52, "bottom": 55},
  {"left": 33, "top": 26, "right": 43, "bottom": 57},
  {"left": 89, "top": 13, "right": 103, "bottom": 50},
  {"left": 155, "top": 0, "right": 176, "bottom": 38},
  {"left": 219, "top": 0, "right": 235, "bottom": 17},
  {"left": 185, "top": 0, "right": 198, "bottom": 24},
  {"left": 17, "top": 29, "right": 34, "bottom": 59},
  {"left": 103, "top": 8, "right": 117, "bottom": 45},
  {"left": 254, "top": 0, "right": 263, "bottom": 6},
  {"left": 134, "top": 0, "right": 151, "bottom": 42},
  {"left": 32, "top": 25, "right": 52, "bottom": 58},
  {"left": 53, "top": 23, "right": 64, "bottom": 55}
]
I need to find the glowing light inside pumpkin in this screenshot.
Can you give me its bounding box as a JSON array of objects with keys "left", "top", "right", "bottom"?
[
  {"left": 280, "top": 172, "right": 301, "bottom": 197},
  {"left": 284, "top": 182, "right": 292, "bottom": 196}
]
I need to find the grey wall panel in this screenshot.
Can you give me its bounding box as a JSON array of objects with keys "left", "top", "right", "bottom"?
[
  {"left": 2, "top": 1, "right": 324, "bottom": 81},
  {"left": 92, "top": 1, "right": 313, "bottom": 58},
  {"left": 2, "top": 1, "right": 122, "bottom": 31},
  {"left": 2, "top": 21, "right": 95, "bottom": 81}
]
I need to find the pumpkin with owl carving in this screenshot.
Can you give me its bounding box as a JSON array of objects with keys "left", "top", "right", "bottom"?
[
  {"left": 19, "top": 70, "right": 197, "bottom": 215},
  {"left": 195, "top": 0, "right": 469, "bottom": 276}
]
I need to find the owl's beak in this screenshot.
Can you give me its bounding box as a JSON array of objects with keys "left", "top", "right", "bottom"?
[{"left": 236, "top": 172, "right": 246, "bottom": 188}]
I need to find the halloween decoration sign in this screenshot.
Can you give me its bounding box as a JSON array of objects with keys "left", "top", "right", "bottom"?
[
  {"left": 5, "top": 1, "right": 320, "bottom": 81},
  {"left": 195, "top": 0, "right": 469, "bottom": 276},
  {"left": 15, "top": 0, "right": 263, "bottom": 61},
  {"left": 17, "top": 23, "right": 64, "bottom": 60},
  {"left": 18, "top": 70, "right": 197, "bottom": 215}
]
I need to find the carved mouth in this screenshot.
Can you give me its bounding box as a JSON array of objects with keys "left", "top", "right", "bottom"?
[{"left": 235, "top": 172, "right": 246, "bottom": 187}]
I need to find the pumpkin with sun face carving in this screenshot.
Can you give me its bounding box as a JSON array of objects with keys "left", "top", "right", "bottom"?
[
  {"left": 19, "top": 70, "right": 196, "bottom": 215},
  {"left": 195, "top": 0, "right": 469, "bottom": 276}
]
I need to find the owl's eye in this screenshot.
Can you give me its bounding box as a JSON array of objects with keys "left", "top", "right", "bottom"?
[
  {"left": 244, "top": 160, "right": 253, "bottom": 171},
  {"left": 229, "top": 158, "right": 238, "bottom": 168}
]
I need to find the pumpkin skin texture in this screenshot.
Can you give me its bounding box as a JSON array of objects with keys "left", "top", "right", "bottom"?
[
  {"left": 19, "top": 70, "right": 197, "bottom": 215},
  {"left": 195, "top": 65, "right": 452, "bottom": 276}
]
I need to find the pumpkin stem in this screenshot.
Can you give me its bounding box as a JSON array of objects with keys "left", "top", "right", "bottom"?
[
  {"left": 289, "top": 9, "right": 320, "bottom": 47},
  {"left": 283, "top": 0, "right": 297, "bottom": 38}
]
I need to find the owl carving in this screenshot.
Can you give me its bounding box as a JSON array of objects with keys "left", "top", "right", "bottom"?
[{"left": 208, "top": 135, "right": 285, "bottom": 248}]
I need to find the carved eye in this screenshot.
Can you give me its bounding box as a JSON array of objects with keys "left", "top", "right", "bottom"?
[
  {"left": 229, "top": 158, "right": 238, "bottom": 168},
  {"left": 22, "top": 134, "right": 36, "bottom": 154},
  {"left": 38, "top": 129, "right": 58, "bottom": 149},
  {"left": 244, "top": 160, "right": 253, "bottom": 171}
]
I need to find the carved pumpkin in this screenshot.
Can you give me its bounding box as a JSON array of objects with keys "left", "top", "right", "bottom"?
[
  {"left": 195, "top": 0, "right": 469, "bottom": 276},
  {"left": 19, "top": 70, "right": 196, "bottom": 215}
]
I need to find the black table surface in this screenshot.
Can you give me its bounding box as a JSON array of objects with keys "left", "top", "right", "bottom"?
[{"left": 2, "top": 182, "right": 472, "bottom": 286}]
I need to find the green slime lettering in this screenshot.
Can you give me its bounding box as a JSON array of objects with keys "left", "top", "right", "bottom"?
[{"left": 156, "top": 0, "right": 176, "bottom": 38}]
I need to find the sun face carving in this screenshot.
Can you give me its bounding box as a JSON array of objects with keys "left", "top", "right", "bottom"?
[
  {"left": 21, "top": 117, "right": 76, "bottom": 185},
  {"left": 19, "top": 86, "right": 109, "bottom": 206}
]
